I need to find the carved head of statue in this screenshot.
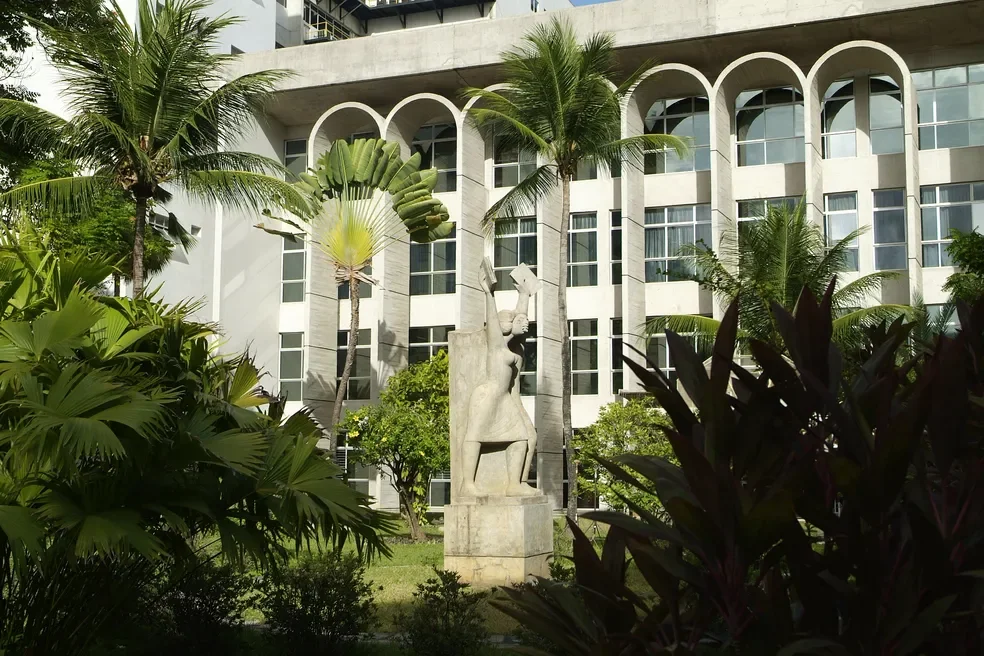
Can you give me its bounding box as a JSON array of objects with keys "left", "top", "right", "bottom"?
[{"left": 497, "top": 309, "right": 529, "bottom": 337}]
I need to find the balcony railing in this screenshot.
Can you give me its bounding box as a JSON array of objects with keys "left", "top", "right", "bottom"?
[{"left": 304, "top": 18, "right": 353, "bottom": 42}]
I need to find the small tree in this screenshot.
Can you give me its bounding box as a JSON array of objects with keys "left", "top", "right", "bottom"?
[
  {"left": 944, "top": 229, "right": 984, "bottom": 302},
  {"left": 573, "top": 398, "right": 674, "bottom": 516},
  {"left": 338, "top": 351, "right": 450, "bottom": 541}
]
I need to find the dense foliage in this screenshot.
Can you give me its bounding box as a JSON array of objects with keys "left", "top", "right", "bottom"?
[
  {"left": 944, "top": 229, "right": 984, "bottom": 302},
  {"left": 0, "top": 233, "right": 393, "bottom": 654},
  {"left": 463, "top": 17, "right": 685, "bottom": 520},
  {"left": 396, "top": 568, "right": 489, "bottom": 656},
  {"left": 647, "top": 201, "right": 909, "bottom": 357},
  {"left": 498, "top": 287, "right": 984, "bottom": 654},
  {"left": 573, "top": 398, "right": 675, "bottom": 516},
  {"left": 258, "top": 552, "right": 377, "bottom": 653},
  {"left": 0, "top": 0, "right": 311, "bottom": 296},
  {"left": 338, "top": 351, "right": 450, "bottom": 541}
]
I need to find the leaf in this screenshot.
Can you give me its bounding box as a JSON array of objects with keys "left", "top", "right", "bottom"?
[{"left": 893, "top": 595, "right": 956, "bottom": 656}]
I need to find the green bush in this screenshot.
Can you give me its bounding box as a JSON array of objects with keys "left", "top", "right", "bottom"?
[
  {"left": 126, "top": 559, "right": 257, "bottom": 655},
  {"left": 259, "top": 552, "right": 376, "bottom": 653},
  {"left": 396, "top": 568, "right": 489, "bottom": 656}
]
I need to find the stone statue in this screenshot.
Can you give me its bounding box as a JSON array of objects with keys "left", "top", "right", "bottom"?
[{"left": 459, "top": 258, "right": 541, "bottom": 497}]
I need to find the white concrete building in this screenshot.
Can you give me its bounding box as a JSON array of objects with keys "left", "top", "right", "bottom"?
[{"left": 20, "top": 0, "right": 984, "bottom": 512}]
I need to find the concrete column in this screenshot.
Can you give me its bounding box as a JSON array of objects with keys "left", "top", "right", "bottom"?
[
  {"left": 620, "top": 94, "right": 647, "bottom": 393},
  {"left": 535, "top": 179, "right": 563, "bottom": 510},
  {"left": 804, "top": 73, "right": 824, "bottom": 226},
  {"left": 710, "top": 82, "right": 735, "bottom": 321},
  {"left": 457, "top": 116, "right": 487, "bottom": 330},
  {"left": 304, "top": 244, "right": 338, "bottom": 441}
]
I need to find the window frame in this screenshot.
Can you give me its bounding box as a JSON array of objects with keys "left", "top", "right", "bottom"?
[
  {"left": 492, "top": 134, "right": 536, "bottom": 188},
  {"left": 279, "top": 332, "right": 304, "bottom": 402},
  {"left": 644, "top": 204, "right": 712, "bottom": 282},
  {"left": 869, "top": 75, "right": 905, "bottom": 155},
  {"left": 610, "top": 210, "right": 622, "bottom": 283},
  {"left": 493, "top": 217, "right": 537, "bottom": 290},
  {"left": 412, "top": 123, "right": 457, "bottom": 193},
  {"left": 920, "top": 182, "right": 984, "bottom": 267},
  {"left": 611, "top": 318, "right": 623, "bottom": 393},
  {"left": 282, "top": 234, "right": 306, "bottom": 303},
  {"left": 823, "top": 192, "right": 860, "bottom": 272},
  {"left": 873, "top": 188, "right": 907, "bottom": 271},
  {"left": 284, "top": 139, "right": 307, "bottom": 180},
  {"left": 567, "top": 212, "right": 598, "bottom": 287},
  {"left": 569, "top": 319, "right": 598, "bottom": 395},
  {"left": 821, "top": 80, "right": 857, "bottom": 159},
  {"left": 409, "top": 325, "right": 453, "bottom": 365},
  {"left": 736, "top": 86, "right": 806, "bottom": 167},
  {"left": 410, "top": 226, "right": 457, "bottom": 296},
  {"left": 915, "top": 63, "right": 984, "bottom": 151},
  {"left": 644, "top": 96, "right": 711, "bottom": 174},
  {"left": 336, "top": 328, "right": 372, "bottom": 400}
]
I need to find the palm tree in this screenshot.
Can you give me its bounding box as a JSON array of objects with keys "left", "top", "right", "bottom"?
[
  {"left": 0, "top": 0, "right": 310, "bottom": 297},
  {"left": 645, "top": 202, "right": 910, "bottom": 358},
  {"left": 463, "top": 17, "right": 686, "bottom": 520},
  {"left": 260, "top": 137, "right": 453, "bottom": 435}
]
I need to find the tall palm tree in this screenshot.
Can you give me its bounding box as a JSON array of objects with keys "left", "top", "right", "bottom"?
[
  {"left": 645, "top": 202, "right": 910, "bottom": 358},
  {"left": 0, "top": 0, "right": 310, "bottom": 297},
  {"left": 463, "top": 18, "right": 686, "bottom": 520}
]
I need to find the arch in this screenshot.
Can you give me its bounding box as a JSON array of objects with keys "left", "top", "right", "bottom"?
[
  {"left": 384, "top": 92, "right": 462, "bottom": 152},
  {"left": 713, "top": 52, "right": 808, "bottom": 104},
  {"left": 807, "top": 40, "right": 910, "bottom": 100},
  {"left": 308, "top": 102, "right": 385, "bottom": 163}
]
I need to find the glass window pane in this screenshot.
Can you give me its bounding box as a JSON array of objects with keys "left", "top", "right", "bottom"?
[
  {"left": 433, "top": 272, "right": 456, "bottom": 294},
  {"left": 765, "top": 87, "right": 793, "bottom": 104},
  {"left": 694, "top": 113, "right": 710, "bottom": 145},
  {"left": 940, "top": 184, "right": 971, "bottom": 203},
  {"left": 410, "top": 275, "right": 430, "bottom": 295},
  {"left": 494, "top": 166, "right": 518, "bottom": 188},
  {"left": 921, "top": 208, "right": 939, "bottom": 240},
  {"left": 824, "top": 98, "right": 856, "bottom": 133},
  {"left": 875, "top": 245, "right": 907, "bottom": 270},
  {"left": 666, "top": 225, "right": 694, "bottom": 255},
  {"left": 519, "top": 236, "right": 537, "bottom": 266},
  {"left": 935, "top": 66, "right": 967, "bottom": 87},
  {"left": 645, "top": 228, "right": 663, "bottom": 259},
  {"left": 495, "top": 236, "right": 519, "bottom": 268},
  {"left": 827, "top": 193, "right": 857, "bottom": 211},
  {"left": 919, "top": 126, "right": 936, "bottom": 149},
  {"left": 666, "top": 114, "right": 695, "bottom": 139},
  {"left": 436, "top": 170, "right": 456, "bottom": 193},
  {"left": 645, "top": 260, "right": 664, "bottom": 282},
  {"left": 281, "top": 380, "right": 302, "bottom": 401},
  {"left": 282, "top": 281, "right": 304, "bottom": 303},
  {"left": 282, "top": 252, "right": 305, "bottom": 280},
  {"left": 971, "top": 64, "right": 984, "bottom": 83},
  {"left": 494, "top": 137, "right": 519, "bottom": 164},
  {"left": 765, "top": 104, "right": 794, "bottom": 139},
  {"left": 766, "top": 138, "right": 803, "bottom": 164},
  {"left": 871, "top": 128, "right": 904, "bottom": 155},
  {"left": 912, "top": 70, "right": 934, "bottom": 90},
  {"left": 738, "top": 142, "right": 765, "bottom": 166},
  {"left": 433, "top": 140, "right": 456, "bottom": 170},
  {"left": 937, "top": 121, "right": 970, "bottom": 149},
  {"left": 281, "top": 333, "right": 302, "bottom": 348},
  {"left": 969, "top": 84, "right": 984, "bottom": 119},
  {"left": 874, "top": 189, "right": 904, "bottom": 207},
  {"left": 870, "top": 93, "right": 903, "bottom": 129},
  {"left": 695, "top": 147, "right": 711, "bottom": 171},
  {"left": 737, "top": 107, "right": 765, "bottom": 141},
  {"left": 826, "top": 213, "right": 858, "bottom": 243},
  {"left": 936, "top": 86, "right": 970, "bottom": 122},
  {"left": 348, "top": 379, "right": 370, "bottom": 400},
  {"left": 280, "top": 351, "right": 303, "bottom": 380},
  {"left": 410, "top": 244, "right": 430, "bottom": 273},
  {"left": 874, "top": 210, "right": 905, "bottom": 243},
  {"left": 970, "top": 119, "right": 984, "bottom": 146},
  {"left": 283, "top": 235, "right": 305, "bottom": 251},
  {"left": 941, "top": 204, "right": 973, "bottom": 235},
  {"left": 825, "top": 133, "right": 857, "bottom": 158},
  {"left": 917, "top": 90, "right": 935, "bottom": 124},
  {"left": 667, "top": 206, "right": 693, "bottom": 223},
  {"left": 570, "top": 232, "right": 597, "bottom": 262},
  {"left": 571, "top": 213, "right": 597, "bottom": 230},
  {"left": 923, "top": 243, "right": 940, "bottom": 267}
]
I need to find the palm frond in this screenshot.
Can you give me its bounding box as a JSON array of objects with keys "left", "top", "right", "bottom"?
[
  {"left": 178, "top": 169, "right": 314, "bottom": 218},
  {"left": 483, "top": 164, "right": 557, "bottom": 228},
  {"left": 0, "top": 176, "right": 105, "bottom": 218},
  {"left": 832, "top": 304, "right": 913, "bottom": 352},
  {"left": 832, "top": 271, "right": 902, "bottom": 310},
  {"left": 311, "top": 185, "right": 405, "bottom": 273},
  {"left": 0, "top": 99, "right": 67, "bottom": 155}
]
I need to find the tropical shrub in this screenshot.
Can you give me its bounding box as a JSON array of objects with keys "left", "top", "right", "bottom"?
[
  {"left": 396, "top": 568, "right": 489, "bottom": 656},
  {"left": 0, "top": 232, "right": 393, "bottom": 654},
  {"left": 258, "top": 552, "right": 377, "bottom": 653},
  {"left": 496, "top": 286, "right": 984, "bottom": 654}
]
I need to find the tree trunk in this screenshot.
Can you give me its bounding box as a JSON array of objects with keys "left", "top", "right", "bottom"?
[
  {"left": 331, "top": 274, "right": 361, "bottom": 432},
  {"left": 401, "top": 488, "right": 426, "bottom": 542},
  {"left": 113, "top": 274, "right": 120, "bottom": 297},
  {"left": 132, "top": 196, "right": 148, "bottom": 298},
  {"left": 559, "top": 177, "right": 577, "bottom": 522}
]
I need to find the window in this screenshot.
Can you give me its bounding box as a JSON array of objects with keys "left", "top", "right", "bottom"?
[
  {"left": 736, "top": 87, "right": 805, "bottom": 166},
  {"left": 279, "top": 333, "right": 304, "bottom": 401},
  {"left": 915, "top": 64, "right": 984, "bottom": 150},
  {"left": 410, "top": 226, "right": 456, "bottom": 295},
  {"left": 285, "top": 139, "right": 307, "bottom": 180},
  {"left": 569, "top": 319, "right": 598, "bottom": 395},
  {"left": 822, "top": 80, "right": 856, "bottom": 159},
  {"left": 339, "top": 264, "right": 372, "bottom": 300},
  {"left": 645, "top": 97, "right": 711, "bottom": 173},
  {"left": 737, "top": 196, "right": 798, "bottom": 222},
  {"left": 409, "top": 325, "right": 452, "bottom": 365},
  {"left": 521, "top": 322, "right": 537, "bottom": 396},
  {"left": 644, "top": 204, "right": 711, "bottom": 282},
  {"left": 873, "top": 189, "right": 907, "bottom": 270},
  {"left": 611, "top": 318, "right": 623, "bottom": 393},
  {"left": 610, "top": 210, "right": 622, "bottom": 282},
  {"left": 926, "top": 304, "right": 960, "bottom": 336},
  {"left": 412, "top": 123, "right": 456, "bottom": 193},
  {"left": 568, "top": 213, "right": 598, "bottom": 287},
  {"left": 428, "top": 469, "right": 452, "bottom": 508},
  {"left": 337, "top": 329, "right": 371, "bottom": 400},
  {"left": 493, "top": 135, "right": 536, "bottom": 188},
  {"left": 572, "top": 160, "right": 597, "bottom": 181},
  {"left": 350, "top": 130, "right": 377, "bottom": 142},
  {"left": 869, "top": 76, "right": 904, "bottom": 155},
  {"left": 824, "top": 193, "right": 859, "bottom": 271},
  {"left": 493, "top": 217, "right": 537, "bottom": 290},
  {"left": 282, "top": 234, "right": 305, "bottom": 303},
  {"left": 335, "top": 435, "right": 375, "bottom": 496},
  {"left": 920, "top": 182, "right": 984, "bottom": 266}
]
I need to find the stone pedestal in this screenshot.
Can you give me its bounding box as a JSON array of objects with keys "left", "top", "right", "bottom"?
[{"left": 444, "top": 495, "right": 552, "bottom": 586}]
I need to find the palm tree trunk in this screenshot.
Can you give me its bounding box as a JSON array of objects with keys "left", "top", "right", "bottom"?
[
  {"left": 559, "top": 176, "right": 577, "bottom": 522},
  {"left": 113, "top": 274, "right": 120, "bottom": 297},
  {"left": 132, "top": 196, "right": 148, "bottom": 298},
  {"left": 331, "top": 274, "right": 361, "bottom": 433}
]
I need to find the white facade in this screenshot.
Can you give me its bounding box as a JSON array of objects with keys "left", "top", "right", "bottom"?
[{"left": 18, "top": 0, "right": 984, "bottom": 511}]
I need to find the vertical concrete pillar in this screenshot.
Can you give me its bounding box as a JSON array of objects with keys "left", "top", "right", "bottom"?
[
  {"left": 304, "top": 243, "right": 339, "bottom": 444},
  {"left": 620, "top": 92, "right": 647, "bottom": 393},
  {"left": 457, "top": 115, "right": 487, "bottom": 330},
  {"left": 536, "top": 180, "right": 564, "bottom": 510},
  {"left": 710, "top": 81, "right": 735, "bottom": 321},
  {"left": 804, "top": 73, "right": 824, "bottom": 226}
]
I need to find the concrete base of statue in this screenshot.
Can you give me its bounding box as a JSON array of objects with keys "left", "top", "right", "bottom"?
[{"left": 443, "top": 494, "right": 552, "bottom": 586}]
